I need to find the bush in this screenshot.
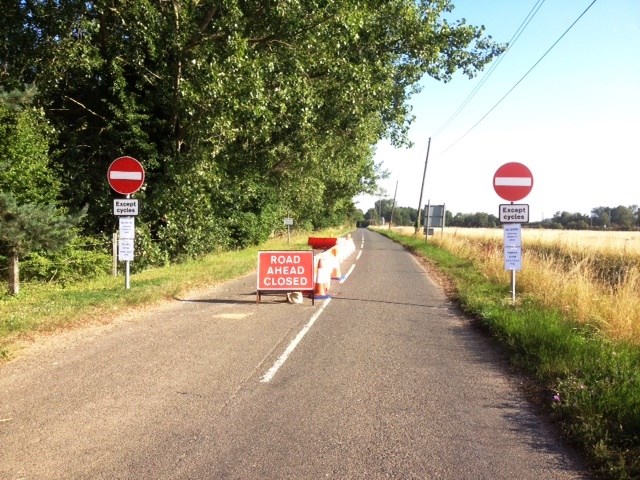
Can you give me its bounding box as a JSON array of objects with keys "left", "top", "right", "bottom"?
[
  {"left": 21, "top": 235, "right": 112, "bottom": 284},
  {"left": 131, "top": 221, "right": 169, "bottom": 272}
]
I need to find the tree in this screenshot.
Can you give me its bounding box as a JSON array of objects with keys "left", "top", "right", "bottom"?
[
  {"left": 1, "top": 0, "right": 505, "bottom": 260},
  {"left": 449, "top": 212, "right": 498, "bottom": 228},
  {"left": 0, "top": 194, "right": 86, "bottom": 294},
  {"left": 0, "top": 88, "right": 86, "bottom": 294},
  {"left": 610, "top": 205, "right": 635, "bottom": 229},
  {"left": 0, "top": 88, "right": 60, "bottom": 205}
]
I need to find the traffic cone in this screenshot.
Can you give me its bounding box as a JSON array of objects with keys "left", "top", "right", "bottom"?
[
  {"left": 330, "top": 247, "right": 343, "bottom": 280},
  {"left": 346, "top": 234, "right": 355, "bottom": 256},
  {"left": 314, "top": 258, "right": 331, "bottom": 299}
]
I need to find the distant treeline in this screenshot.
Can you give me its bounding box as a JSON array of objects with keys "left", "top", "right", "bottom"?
[{"left": 363, "top": 199, "right": 640, "bottom": 230}]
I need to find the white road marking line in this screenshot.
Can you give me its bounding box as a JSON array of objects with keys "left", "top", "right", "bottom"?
[
  {"left": 356, "top": 250, "right": 363, "bottom": 261},
  {"left": 260, "top": 298, "right": 332, "bottom": 383},
  {"left": 340, "top": 264, "right": 356, "bottom": 283}
]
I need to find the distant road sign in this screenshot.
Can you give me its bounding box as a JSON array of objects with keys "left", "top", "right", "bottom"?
[
  {"left": 493, "top": 162, "right": 533, "bottom": 202},
  {"left": 107, "top": 156, "right": 145, "bottom": 195}
]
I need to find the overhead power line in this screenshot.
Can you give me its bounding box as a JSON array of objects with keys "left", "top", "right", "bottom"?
[
  {"left": 432, "top": 0, "right": 548, "bottom": 137},
  {"left": 437, "top": 0, "right": 598, "bottom": 157}
]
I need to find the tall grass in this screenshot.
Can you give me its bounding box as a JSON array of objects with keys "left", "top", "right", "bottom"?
[{"left": 413, "top": 227, "right": 640, "bottom": 344}]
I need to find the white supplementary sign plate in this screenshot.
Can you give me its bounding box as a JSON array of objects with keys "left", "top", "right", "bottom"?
[
  {"left": 504, "top": 246, "right": 522, "bottom": 271},
  {"left": 114, "top": 199, "right": 139, "bottom": 216},
  {"left": 118, "top": 238, "right": 134, "bottom": 262},
  {"left": 119, "top": 216, "right": 136, "bottom": 239},
  {"left": 499, "top": 204, "right": 529, "bottom": 223},
  {"left": 503, "top": 223, "right": 521, "bottom": 247}
]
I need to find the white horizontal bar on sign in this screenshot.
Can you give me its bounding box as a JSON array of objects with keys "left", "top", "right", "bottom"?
[
  {"left": 494, "top": 176, "right": 532, "bottom": 186},
  {"left": 110, "top": 171, "right": 143, "bottom": 180}
]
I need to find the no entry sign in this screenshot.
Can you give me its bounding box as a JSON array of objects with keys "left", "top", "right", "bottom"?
[
  {"left": 107, "top": 156, "right": 145, "bottom": 195},
  {"left": 493, "top": 162, "right": 533, "bottom": 202},
  {"left": 257, "top": 251, "right": 314, "bottom": 291}
]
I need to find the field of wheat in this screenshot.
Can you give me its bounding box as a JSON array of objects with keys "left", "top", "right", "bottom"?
[{"left": 391, "top": 227, "right": 640, "bottom": 344}]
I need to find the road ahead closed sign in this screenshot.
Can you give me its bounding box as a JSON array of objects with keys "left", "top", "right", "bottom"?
[{"left": 257, "top": 251, "right": 314, "bottom": 291}]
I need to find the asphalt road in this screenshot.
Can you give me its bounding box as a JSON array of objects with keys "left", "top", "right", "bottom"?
[{"left": 0, "top": 229, "right": 589, "bottom": 479}]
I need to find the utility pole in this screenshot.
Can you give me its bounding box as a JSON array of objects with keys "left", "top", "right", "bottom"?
[
  {"left": 415, "top": 137, "right": 431, "bottom": 234},
  {"left": 389, "top": 180, "right": 398, "bottom": 229}
]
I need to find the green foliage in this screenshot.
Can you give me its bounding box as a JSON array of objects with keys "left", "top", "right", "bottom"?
[
  {"left": 449, "top": 211, "right": 500, "bottom": 228},
  {"left": 591, "top": 205, "right": 639, "bottom": 230},
  {"left": 0, "top": 88, "right": 59, "bottom": 205},
  {"left": 131, "top": 222, "right": 169, "bottom": 272},
  {"left": 0, "top": 193, "right": 85, "bottom": 257},
  {"left": 20, "top": 236, "right": 112, "bottom": 284},
  {"left": 0, "top": 0, "right": 505, "bottom": 262}
]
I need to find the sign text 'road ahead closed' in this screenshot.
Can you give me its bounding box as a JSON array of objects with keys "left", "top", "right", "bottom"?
[{"left": 257, "top": 251, "right": 314, "bottom": 290}]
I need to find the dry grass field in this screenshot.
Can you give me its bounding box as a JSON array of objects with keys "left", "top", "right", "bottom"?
[{"left": 390, "top": 227, "right": 640, "bottom": 344}]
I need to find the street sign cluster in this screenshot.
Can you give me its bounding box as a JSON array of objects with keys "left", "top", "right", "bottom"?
[
  {"left": 107, "top": 156, "right": 145, "bottom": 289},
  {"left": 493, "top": 162, "right": 534, "bottom": 302},
  {"left": 494, "top": 162, "right": 532, "bottom": 227}
]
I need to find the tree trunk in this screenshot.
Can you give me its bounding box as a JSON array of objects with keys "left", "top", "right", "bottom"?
[{"left": 8, "top": 249, "right": 19, "bottom": 295}]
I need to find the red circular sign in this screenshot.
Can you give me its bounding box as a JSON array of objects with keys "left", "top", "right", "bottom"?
[
  {"left": 493, "top": 162, "right": 533, "bottom": 202},
  {"left": 107, "top": 156, "right": 145, "bottom": 195}
]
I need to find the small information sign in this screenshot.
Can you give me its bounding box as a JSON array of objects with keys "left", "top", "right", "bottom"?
[
  {"left": 118, "top": 238, "right": 134, "bottom": 261},
  {"left": 284, "top": 217, "right": 294, "bottom": 226},
  {"left": 503, "top": 223, "right": 521, "bottom": 247},
  {"left": 119, "top": 217, "right": 136, "bottom": 239},
  {"left": 114, "top": 199, "right": 139, "bottom": 216},
  {"left": 504, "top": 246, "right": 522, "bottom": 271},
  {"left": 503, "top": 224, "right": 522, "bottom": 271},
  {"left": 499, "top": 204, "right": 529, "bottom": 223}
]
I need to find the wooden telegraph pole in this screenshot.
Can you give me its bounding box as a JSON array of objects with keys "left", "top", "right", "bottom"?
[
  {"left": 389, "top": 181, "right": 398, "bottom": 229},
  {"left": 415, "top": 138, "right": 431, "bottom": 234}
]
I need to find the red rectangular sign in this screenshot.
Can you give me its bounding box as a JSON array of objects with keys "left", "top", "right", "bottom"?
[{"left": 257, "top": 251, "right": 314, "bottom": 291}]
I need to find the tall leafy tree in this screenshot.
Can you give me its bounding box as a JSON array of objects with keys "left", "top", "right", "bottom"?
[
  {"left": 0, "top": 88, "right": 59, "bottom": 204},
  {"left": 1, "top": 0, "right": 505, "bottom": 260}
]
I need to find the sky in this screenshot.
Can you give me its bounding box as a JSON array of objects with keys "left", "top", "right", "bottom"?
[{"left": 354, "top": 0, "right": 640, "bottom": 222}]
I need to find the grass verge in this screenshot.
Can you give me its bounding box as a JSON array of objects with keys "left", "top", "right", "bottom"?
[
  {"left": 379, "top": 229, "right": 640, "bottom": 480},
  {"left": 0, "top": 229, "right": 347, "bottom": 362}
]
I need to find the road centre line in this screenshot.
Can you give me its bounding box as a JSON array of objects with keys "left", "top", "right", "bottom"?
[
  {"left": 260, "top": 234, "right": 364, "bottom": 383},
  {"left": 260, "top": 298, "right": 332, "bottom": 383}
]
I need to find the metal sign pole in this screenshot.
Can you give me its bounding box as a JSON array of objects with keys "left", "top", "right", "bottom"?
[
  {"left": 112, "top": 232, "right": 118, "bottom": 277},
  {"left": 125, "top": 194, "right": 131, "bottom": 289}
]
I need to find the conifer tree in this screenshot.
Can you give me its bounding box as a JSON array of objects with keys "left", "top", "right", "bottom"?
[
  {"left": 0, "top": 89, "right": 86, "bottom": 294},
  {"left": 0, "top": 194, "right": 86, "bottom": 295}
]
